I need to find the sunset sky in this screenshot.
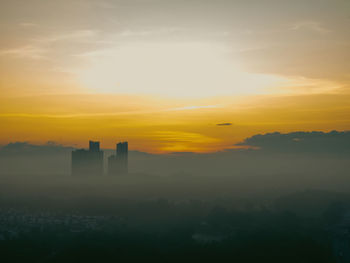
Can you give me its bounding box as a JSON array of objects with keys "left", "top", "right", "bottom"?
[{"left": 1, "top": 0, "right": 349, "bottom": 153}]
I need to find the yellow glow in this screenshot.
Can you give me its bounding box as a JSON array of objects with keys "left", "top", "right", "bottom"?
[
  {"left": 76, "top": 42, "right": 287, "bottom": 97},
  {"left": 1, "top": 93, "right": 350, "bottom": 153}
]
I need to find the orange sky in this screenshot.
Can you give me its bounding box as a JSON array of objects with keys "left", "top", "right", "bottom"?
[
  {"left": 1, "top": 93, "right": 349, "bottom": 153},
  {"left": 1, "top": 0, "right": 349, "bottom": 153}
]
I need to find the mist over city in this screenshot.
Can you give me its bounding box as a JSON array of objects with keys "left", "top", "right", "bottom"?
[
  {"left": 0, "top": 131, "right": 349, "bottom": 262},
  {"left": 1, "top": 0, "right": 350, "bottom": 262}
]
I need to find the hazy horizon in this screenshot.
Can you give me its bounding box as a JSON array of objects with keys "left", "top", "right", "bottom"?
[{"left": 1, "top": 1, "right": 350, "bottom": 262}]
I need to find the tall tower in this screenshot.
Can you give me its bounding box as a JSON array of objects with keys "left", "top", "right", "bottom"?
[
  {"left": 71, "top": 141, "right": 104, "bottom": 176},
  {"left": 108, "top": 141, "right": 128, "bottom": 175},
  {"left": 117, "top": 142, "right": 128, "bottom": 174},
  {"left": 89, "top": 141, "right": 100, "bottom": 152}
]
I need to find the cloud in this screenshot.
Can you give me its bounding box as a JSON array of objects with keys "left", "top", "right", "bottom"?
[
  {"left": 0, "top": 142, "right": 73, "bottom": 156},
  {"left": 290, "top": 21, "right": 330, "bottom": 33},
  {"left": 167, "top": 105, "right": 221, "bottom": 111},
  {"left": 236, "top": 131, "right": 350, "bottom": 154},
  {"left": 19, "top": 22, "right": 38, "bottom": 28},
  {"left": 216, "top": 123, "right": 232, "bottom": 126},
  {"left": 33, "top": 30, "right": 98, "bottom": 43},
  {"left": 0, "top": 46, "right": 47, "bottom": 59},
  {"left": 118, "top": 27, "right": 180, "bottom": 36},
  {"left": 0, "top": 29, "right": 98, "bottom": 62}
]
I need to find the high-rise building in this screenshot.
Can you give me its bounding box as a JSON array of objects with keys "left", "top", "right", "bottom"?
[
  {"left": 71, "top": 141, "right": 104, "bottom": 176},
  {"left": 89, "top": 141, "right": 100, "bottom": 152},
  {"left": 108, "top": 142, "right": 128, "bottom": 175}
]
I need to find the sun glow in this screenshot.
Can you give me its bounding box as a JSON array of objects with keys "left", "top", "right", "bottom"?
[{"left": 76, "top": 42, "right": 286, "bottom": 97}]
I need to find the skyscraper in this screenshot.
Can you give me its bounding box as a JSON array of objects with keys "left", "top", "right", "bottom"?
[
  {"left": 71, "top": 141, "right": 104, "bottom": 176},
  {"left": 108, "top": 142, "right": 128, "bottom": 175},
  {"left": 89, "top": 141, "right": 100, "bottom": 152}
]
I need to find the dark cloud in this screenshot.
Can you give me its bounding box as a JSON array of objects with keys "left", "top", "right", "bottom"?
[
  {"left": 216, "top": 123, "right": 232, "bottom": 126},
  {"left": 236, "top": 131, "right": 350, "bottom": 154},
  {"left": 0, "top": 142, "right": 74, "bottom": 175},
  {"left": 0, "top": 141, "right": 73, "bottom": 156}
]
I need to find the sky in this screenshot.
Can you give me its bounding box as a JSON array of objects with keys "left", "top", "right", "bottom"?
[{"left": 0, "top": 0, "right": 349, "bottom": 153}]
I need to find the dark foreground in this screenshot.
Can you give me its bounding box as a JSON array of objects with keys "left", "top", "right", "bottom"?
[{"left": 1, "top": 175, "right": 350, "bottom": 262}]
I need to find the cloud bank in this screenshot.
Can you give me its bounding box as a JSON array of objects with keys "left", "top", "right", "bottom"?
[{"left": 236, "top": 131, "right": 350, "bottom": 154}]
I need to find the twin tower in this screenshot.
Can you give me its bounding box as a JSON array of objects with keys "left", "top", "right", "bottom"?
[{"left": 71, "top": 141, "right": 128, "bottom": 176}]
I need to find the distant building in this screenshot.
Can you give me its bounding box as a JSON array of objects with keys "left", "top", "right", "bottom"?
[
  {"left": 108, "top": 142, "right": 128, "bottom": 175},
  {"left": 71, "top": 141, "right": 104, "bottom": 176},
  {"left": 89, "top": 141, "right": 100, "bottom": 152}
]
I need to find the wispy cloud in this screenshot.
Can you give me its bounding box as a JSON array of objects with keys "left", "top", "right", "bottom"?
[
  {"left": 166, "top": 105, "right": 221, "bottom": 111},
  {"left": 290, "top": 21, "right": 330, "bottom": 33},
  {"left": 117, "top": 27, "right": 184, "bottom": 38},
  {"left": 33, "top": 30, "right": 98, "bottom": 43},
  {"left": 0, "top": 29, "right": 99, "bottom": 61},
  {"left": 19, "top": 22, "right": 38, "bottom": 28},
  {"left": 216, "top": 123, "right": 232, "bottom": 126},
  {"left": 0, "top": 46, "right": 47, "bottom": 59}
]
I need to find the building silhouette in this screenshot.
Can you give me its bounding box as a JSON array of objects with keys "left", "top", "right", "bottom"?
[
  {"left": 71, "top": 141, "right": 104, "bottom": 176},
  {"left": 108, "top": 142, "right": 128, "bottom": 175},
  {"left": 89, "top": 141, "right": 100, "bottom": 152}
]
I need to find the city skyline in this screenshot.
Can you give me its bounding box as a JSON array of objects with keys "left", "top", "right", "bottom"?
[{"left": 72, "top": 140, "right": 128, "bottom": 176}]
